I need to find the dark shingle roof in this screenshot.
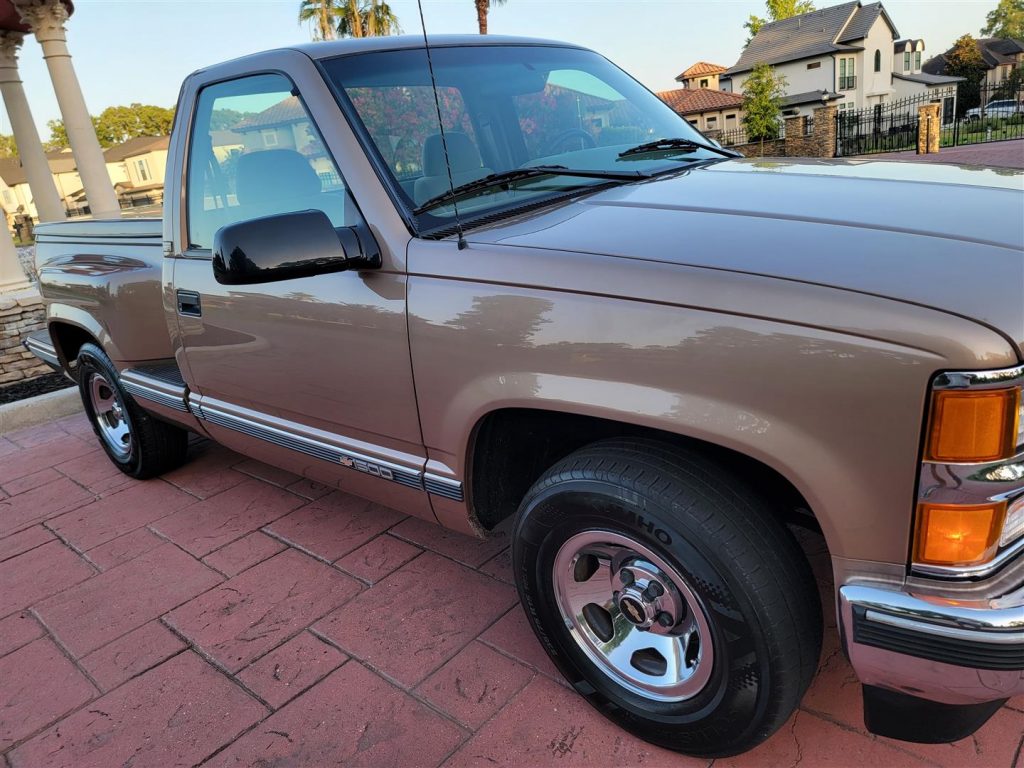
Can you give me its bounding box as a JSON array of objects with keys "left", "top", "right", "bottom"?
[
  {"left": 924, "top": 37, "right": 1024, "bottom": 75},
  {"left": 725, "top": 1, "right": 898, "bottom": 77},
  {"left": 837, "top": 3, "right": 896, "bottom": 43},
  {"left": 726, "top": 1, "right": 859, "bottom": 75},
  {"left": 781, "top": 90, "right": 845, "bottom": 107},
  {"left": 0, "top": 158, "right": 27, "bottom": 187},
  {"left": 103, "top": 135, "right": 170, "bottom": 163},
  {"left": 892, "top": 72, "right": 963, "bottom": 85}
]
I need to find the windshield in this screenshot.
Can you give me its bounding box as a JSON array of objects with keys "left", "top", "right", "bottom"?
[{"left": 322, "top": 45, "right": 717, "bottom": 231}]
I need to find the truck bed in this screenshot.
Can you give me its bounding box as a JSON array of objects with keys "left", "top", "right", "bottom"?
[{"left": 33, "top": 217, "right": 174, "bottom": 365}]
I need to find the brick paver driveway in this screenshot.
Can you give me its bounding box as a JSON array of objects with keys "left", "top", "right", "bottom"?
[
  {"left": 861, "top": 138, "right": 1024, "bottom": 169},
  {"left": 2, "top": 411, "right": 1022, "bottom": 767}
]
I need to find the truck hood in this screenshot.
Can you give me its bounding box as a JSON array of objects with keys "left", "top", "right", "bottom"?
[{"left": 470, "top": 157, "right": 1024, "bottom": 356}]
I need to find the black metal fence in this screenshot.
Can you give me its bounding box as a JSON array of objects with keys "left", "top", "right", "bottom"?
[
  {"left": 706, "top": 121, "right": 785, "bottom": 148},
  {"left": 943, "top": 79, "right": 1024, "bottom": 147},
  {"left": 836, "top": 78, "right": 1023, "bottom": 156}
]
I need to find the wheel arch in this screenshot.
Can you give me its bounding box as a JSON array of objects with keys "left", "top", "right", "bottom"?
[{"left": 465, "top": 405, "right": 826, "bottom": 549}]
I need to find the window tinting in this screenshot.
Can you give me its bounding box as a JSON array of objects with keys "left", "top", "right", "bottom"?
[{"left": 186, "top": 73, "right": 360, "bottom": 250}]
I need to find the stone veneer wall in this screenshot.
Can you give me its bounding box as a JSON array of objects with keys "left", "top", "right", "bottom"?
[
  {"left": 730, "top": 104, "right": 838, "bottom": 159},
  {"left": 0, "top": 288, "right": 51, "bottom": 385}
]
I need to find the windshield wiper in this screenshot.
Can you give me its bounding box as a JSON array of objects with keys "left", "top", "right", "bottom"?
[
  {"left": 618, "top": 137, "right": 741, "bottom": 159},
  {"left": 413, "top": 165, "right": 646, "bottom": 214}
]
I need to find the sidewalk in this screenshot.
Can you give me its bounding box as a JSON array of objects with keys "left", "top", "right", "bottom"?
[{"left": 1, "top": 412, "right": 1021, "bottom": 767}]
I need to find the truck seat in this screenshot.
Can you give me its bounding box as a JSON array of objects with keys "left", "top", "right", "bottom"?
[{"left": 413, "top": 132, "right": 492, "bottom": 206}]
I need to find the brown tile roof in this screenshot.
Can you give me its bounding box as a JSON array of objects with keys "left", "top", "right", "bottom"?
[
  {"left": 657, "top": 88, "right": 744, "bottom": 116},
  {"left": 675, "top": 61, "right": 727, "bottom": 81}
]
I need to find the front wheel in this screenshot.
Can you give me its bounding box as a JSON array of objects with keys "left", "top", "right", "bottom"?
[
  {"left": 512, "top": 438, "right": 822, "bottom": 758},
  {"left": 77, "top": 343, "right": 189, "bottom": 479}
]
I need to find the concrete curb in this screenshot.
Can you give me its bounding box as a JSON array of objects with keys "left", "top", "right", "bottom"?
[{"left": 0, "top": 386, "right": 81, "bottom": 434}]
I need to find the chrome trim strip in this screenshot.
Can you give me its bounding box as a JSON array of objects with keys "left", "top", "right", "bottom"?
[
  {"left": 863, "top": 609, "right": 1024, "bottom": 645},
  {"left": 120, "top": 368, "right": 189, "bottom": 413},
  {"left": 189, "top": 394, "right": 461, "bottom": 498},
  {"left": 121, "top": 379, "right": 189, "bottom": 413},
  {"left": 24, "top": 336, "right": 60, "bottom": 368},
  {"left": 932, "top": 363, "right": 1024, "bottom": 391},
  {"left": 424, "top": 474, "right": 465, "bottom": 502}
]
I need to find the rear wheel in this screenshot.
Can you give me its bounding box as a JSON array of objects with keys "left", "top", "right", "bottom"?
[
  {"left": 512, "top": 438, "right": 822, "bottom": 758},
  {"left": 77, "top": 343, "right": 188, "bottom": 479}
]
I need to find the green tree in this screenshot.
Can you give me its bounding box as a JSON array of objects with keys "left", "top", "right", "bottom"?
[
  {"left": 298, "top": 0, "right": 338, "bottom": 40},
  {"left": 742, "top": 63, "right": 787, "bottom": 151},
  {"left": 945, "top": 34, "right": 987, "bottom": 116},
  {"left": 981, "top": 0, "right": 1024, "bottom": 39},
  {"left": 44, "top": 118, "right": 69, "bottom": 151},
  {"left": 94, "top": 104, "right": 175, "bottom": 147},
  {"left": 0, "top": 134, "right": 16, "bottom": 158},
  {"left": 744, "top": 0, "right": 815, "bottom": 44},
  {"left": 474, "top": 0, "right": 507, "bottom": 34}
]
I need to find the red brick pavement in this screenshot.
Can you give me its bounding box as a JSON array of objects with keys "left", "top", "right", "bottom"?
[
  {"left": 1, "top": 412, "right": 1022, "bottom": 767},
  {"left": 864, "top": 138, "right": 1024, "bottom": 169}
]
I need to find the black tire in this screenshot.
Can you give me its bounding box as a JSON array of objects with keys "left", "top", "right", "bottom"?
[
  {"left": 512, "top": 438, "right": 822, "bottom": 758},
  {"left": 77, "top": 343, "right": 188, "bottom": 479}
]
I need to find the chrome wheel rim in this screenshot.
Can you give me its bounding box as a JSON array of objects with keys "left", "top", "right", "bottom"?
[
  {"left": 88, "top": 373, "right": 132, "bottom": 461},
  {"left": 552, "top": 529, "right": 714, "bottom": 702}
]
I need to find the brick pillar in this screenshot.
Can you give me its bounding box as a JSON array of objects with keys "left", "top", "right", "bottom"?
[
  {"left": 917, "top": 104, "right": 941, "bottom": 154},
  {"left": 811, "top": 105, "right": 837, "bottom": 158}
]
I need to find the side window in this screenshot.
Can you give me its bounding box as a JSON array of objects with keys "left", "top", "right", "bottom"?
[{"left": 186, "top": 73, "right": 361, "bottom": 251}]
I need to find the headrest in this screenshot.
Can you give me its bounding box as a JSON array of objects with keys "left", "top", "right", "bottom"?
[
  {"left": 236, "top": 149, "right": 322, "bottom": 206},
  {"left": 422, "top": 132, "right": 483, "bottom": 177}
]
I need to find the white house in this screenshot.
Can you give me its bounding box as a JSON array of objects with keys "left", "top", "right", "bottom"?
[{"left": 721, "top": 1, "right": 962, "bottom": 121}]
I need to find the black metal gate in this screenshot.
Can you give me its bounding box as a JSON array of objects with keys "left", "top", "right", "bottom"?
[{"left": 835, "top": 80, "right": 1023, "bottom": 157}]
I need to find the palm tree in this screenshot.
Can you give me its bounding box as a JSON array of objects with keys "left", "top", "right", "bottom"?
[
  {"left": 299, "top": 0, "right": 399, "bottom": 40},
  {"left": 298, "top": 0, "right": 338, "bottom": 40},
  {"left": 473, "top": 0, "right": 507, "bottom": 34},
  {"left": 336, "top": 0, "right": 401, "bottom": 38}
]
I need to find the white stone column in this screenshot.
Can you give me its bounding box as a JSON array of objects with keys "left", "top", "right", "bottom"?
[
  {"left": 0, "top": 30, "right": 64, "bottom": 223},
  {"left": 16, "top": 0, "right": 120, "bottom": 219},
  {"left": 0, "top": 226, "right": 29, "bottom": 292}
]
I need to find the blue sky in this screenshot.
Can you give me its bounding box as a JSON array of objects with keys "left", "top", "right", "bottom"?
[{"left": 11, "top": 0, "right": 994, "bottom": 139}]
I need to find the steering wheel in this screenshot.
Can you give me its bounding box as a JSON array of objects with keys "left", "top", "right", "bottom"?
[{"left": 542, "top": 129, "right": 596, "bottom": 156}]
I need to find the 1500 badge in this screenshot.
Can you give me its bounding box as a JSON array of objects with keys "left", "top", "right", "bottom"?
[{"left": 339, "top": 454, "right": 394, "bottom": 480}]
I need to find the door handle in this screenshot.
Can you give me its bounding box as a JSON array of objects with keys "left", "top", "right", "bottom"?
[{"left": 176, "top": 290, "right": 202, "bottom": 317}]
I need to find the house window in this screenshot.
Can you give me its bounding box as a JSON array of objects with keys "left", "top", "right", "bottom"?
[
  {"left": 725, "top": 113, "right": 736, "bottom": 121},
  {"left": 807, "top": 61, "right": 821, "bottom": 70},
  {"left": 261, "top": 128, "right": 279, "bottom": 147},
  {"left": 874, "top": 50, "right": 881, "bottom": 72},
  {"left": 135, "top": 159, "right": 150, "bottom": 182},
  {"left": 904, "top": 51, "right": 911, "bottom": 71},
  {"left": 839, "top": 57, "right": 856, "bottom": 90},
  {"left": 914, "top": 51, "right": 921, "bottom": 70},
  {"left": 699, "top": 78, "right": 709, "bottom": 88},
  {"left": 687, "top": 119, "right": 698, "bottom": 126},
  {"left": 705, "top": 116, "right": 718, "bottom": 128}
]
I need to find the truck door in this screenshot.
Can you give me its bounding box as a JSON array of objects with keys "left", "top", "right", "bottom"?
[{"left": 171, "top": 72, "right": 434, "bottom": 517}]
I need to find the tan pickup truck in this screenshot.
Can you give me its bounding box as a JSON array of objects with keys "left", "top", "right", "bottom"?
[{"left": 25, "top": 35, "right": 1024, "bottom": 758}]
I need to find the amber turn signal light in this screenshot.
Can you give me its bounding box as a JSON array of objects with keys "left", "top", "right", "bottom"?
[
  {"left": 914, "top": 502, "right": 1007, "bottom": 567},
  {"left": 926, "top": 388, "right": 1021, "bottom": 463}
]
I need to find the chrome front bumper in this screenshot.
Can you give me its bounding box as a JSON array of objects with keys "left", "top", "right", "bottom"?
[{"left": 839, "top": 583, "right": 1024, "bottom": 706}]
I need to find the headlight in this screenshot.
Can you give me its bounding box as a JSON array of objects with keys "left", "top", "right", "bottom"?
[{"left": 915, "top": 364, "right": 1024, "bottom": 573}]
